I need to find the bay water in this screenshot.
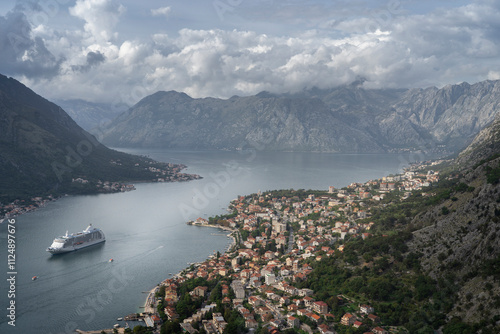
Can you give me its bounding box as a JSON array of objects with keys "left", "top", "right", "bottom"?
[{"left": 0, "top": 149, "right": 422, "bottom": 333}]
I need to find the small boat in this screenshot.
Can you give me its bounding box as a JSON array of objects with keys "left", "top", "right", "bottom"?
[
  {"left": 109, "top": 258, "right": 114, "bottom": 262},
  {"left": 32, "top": 276, "right": 38, "bottom": 280},
  {"left": 117, "top": 317, "right": 123, "bottom": 321},
  {"left": 114, "top": 324, "right": 120, "bottom": 328}
]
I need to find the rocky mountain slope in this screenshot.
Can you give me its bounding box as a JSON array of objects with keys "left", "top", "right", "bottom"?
[
  {"left": 99, "top": 80, "right": 500, "bottom": 154},
  {"left": 100, "top": 90, "right": 383, "bottom": 152},
  {"left": 456, "top": 112, "right": 500, "bottom": 166},
  {"left": 394, "top": 80, "right": 500, "bottom": 151},
  {"left": 405, "top": 116, "right": 500, "bottom": 327}
]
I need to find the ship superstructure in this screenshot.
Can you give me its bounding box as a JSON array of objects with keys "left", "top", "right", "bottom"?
[{"left": 46, "top": 224, "right": 105, "bottom": 254}]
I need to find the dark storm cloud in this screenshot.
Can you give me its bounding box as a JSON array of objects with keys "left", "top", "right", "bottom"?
[
  {"left": 71, "top": 51, "right": 106, "bottom": 72},
  {"left": 0, "top": 4, "right": 63, "bottom": 78}
]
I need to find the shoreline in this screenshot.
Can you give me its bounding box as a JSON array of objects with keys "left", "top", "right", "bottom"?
[
  {"left": 0, "top": 175, "right": 202, "bottom": 221},
  {"left": 140, "top": 222, "right": 237, "bottom": 315},
  {"left": 83, "top": 156, "right": 446, "bottom": 333}
]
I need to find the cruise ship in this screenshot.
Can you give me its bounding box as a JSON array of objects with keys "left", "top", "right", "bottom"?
[{"left": 46, "top": 224, "right": 105, "bottom": 254}]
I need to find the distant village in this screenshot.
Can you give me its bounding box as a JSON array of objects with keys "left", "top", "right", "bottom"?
[
  {"left": 0, "top": 160, "right": 201, "bottom": 220},
  {"left": 133, "top": 167, "right": 442, "bottom": 334}
]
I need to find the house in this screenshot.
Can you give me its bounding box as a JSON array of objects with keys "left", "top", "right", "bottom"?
[
  {"left": 231, "top": 280, "right": 246, "bottom": 299},
  {"left": 192, "top": 286, "right": 208, "bottom": 297},
  {"left": 310, "top": 313, "right": 321, "bottom": 322},
  {"left": 312, "top": 301, "right": 328, "bottom": 314},
  {"left": 248, "top": 296, "right": 262, "bottom": 307},
  {"left": 297, "top": 309, "right": 309, "bottom": 316},
  {"left": 299, "top": 288, "right": 314, "bottom": 297},
  {"left": 367, "top": 314, "right": 380, "bottom": 323},
  {"left": 180, "top": 322, "right": 198, "bottom": 334},
  {"left": 269, "top": 319, "right": 283, "bottom": 328},
  {"left": 279, "top": 296, "right": 290, "bottom": 306},
  {"left": 372, "top": 327, "right": 387, "bottom": 334},
  {"left": 202, "top": 320, "right": 217, "bottom": 334},
  {"left": 164, "top": 306, "right": 179, "bottom": 320},
  {"left": 255, "top": 306, "right": 272, "bottom": 317},
  {"left": 353, "top": 321, "right": 362, "bottom": 328},
  {"left": 303, "top": 296, "right": 315, "bottom": 307},
  {"left": 265, "top": 273, "right": 276, "bottom": 285},
  {"left": 149, "top": 314, "right": 162, "bottom": 325},
  {"left": 238, "top": 307, "right": 250, "bottom": 317},
  {"left": 318, "top": 324, "right": 335, "bottom": 334},
  {"left": 341, "top": 313, "right": 356, "bottom": 326},
  {"left": 360, "top": 304, "right": 375, "bottom": 314},
  {"left": 245, "top": 319, "right": 258, "bottom": 329},
  {"left": 212, "top": 313, "right": 227, "bottom": 333},
  {"left": 287, "top": 316, "right": 300, "bottom": 328}
]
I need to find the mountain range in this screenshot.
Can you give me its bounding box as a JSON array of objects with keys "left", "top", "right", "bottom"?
[
  {"left": 98, "top": 80, "right": 500, "bottom": 154},
  {"left": 54, "top": 98, "right": 127, "bottom": 132},
  {"left": 0, "top": 74, "right": 191, "bottom": 203},
  {"left": 2, "top": 72, "right": 500, "bottom": 331}
]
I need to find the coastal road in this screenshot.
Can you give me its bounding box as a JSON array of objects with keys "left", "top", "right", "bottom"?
[
  {"left": 76, "top": 329, "right": 126, "bottom": 334},
  {"left": 144, "top": 286, "right": 159, "bottom": 314}
]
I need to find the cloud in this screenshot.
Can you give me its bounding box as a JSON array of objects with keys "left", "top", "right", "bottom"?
[
  {"left": 151, "top": 6, "right": 171, "bottom": 18},
  {"left": 69, "top": 0, "right": 126, "bottom": 43},
  {"left": 0, "top": 5, "right": 62, "bottom": 78},
  {"left": 1, "top": 0, "right": 500, "bottom": 105},
  {"left": 71, "top": 50, "right": 106, "bottom": 72}
]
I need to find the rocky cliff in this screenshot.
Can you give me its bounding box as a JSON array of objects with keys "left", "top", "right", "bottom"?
[{"left": 406, "top": 115, "right": 500, "bottom": 325}]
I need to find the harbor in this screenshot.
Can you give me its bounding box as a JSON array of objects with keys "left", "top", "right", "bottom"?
[{"left": 0, "top": 150, "right": 412, "bottom": 333}]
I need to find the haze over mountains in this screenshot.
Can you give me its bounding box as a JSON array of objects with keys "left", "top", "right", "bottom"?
[
  {"left": 97, "top": 79, "right": 500, "bottom": 154},
  {"left": 3, "top": 71, "right": 500, "bottom": 202},
  {"left": 54, "top": 99, "right": 127, "bottom": 132}
]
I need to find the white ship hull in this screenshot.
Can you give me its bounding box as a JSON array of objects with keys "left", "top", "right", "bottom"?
[
  {"left": 47, "top": 238, "right": 106, "bottom": 254},
  {"left": 46, "top": 224, "right": 106, "bottom": 255}
]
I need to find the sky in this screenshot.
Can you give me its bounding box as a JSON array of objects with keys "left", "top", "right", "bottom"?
[{"left": 0, "top": 0, "right": 499, "bottom": 106}]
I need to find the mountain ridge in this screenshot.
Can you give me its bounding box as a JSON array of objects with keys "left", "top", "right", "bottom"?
[{"left": 99, "top": 79, "right": 500, "bottom": 154}]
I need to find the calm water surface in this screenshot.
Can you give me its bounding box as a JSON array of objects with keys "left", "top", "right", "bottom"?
[{"left": 0, "top": 149, "right": 422, "bottom": 333}]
